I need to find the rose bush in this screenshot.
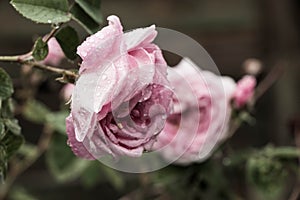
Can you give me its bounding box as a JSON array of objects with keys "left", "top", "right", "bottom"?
[
  {"left": 153, "top": 58, "right": 237, "bottom": 164},
  {"left": 66, "top": 15, "right": 173, "bottom": 159}
]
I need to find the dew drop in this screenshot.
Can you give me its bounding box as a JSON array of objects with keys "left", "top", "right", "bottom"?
[
  {"left": 81, "top": 51, "right": 87, "bottom": 57},
  {"left": 47, "top": 20, "right": 52, "bottom": 23},
  {"left": 102, "top": 75, "right": 107, "bottom": 80}
]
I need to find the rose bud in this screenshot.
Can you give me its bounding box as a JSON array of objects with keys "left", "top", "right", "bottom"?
[
  {"left": 42, "top": 37, "right": 64, "bottom": 66},
  {"left": 233, "top": 75, "right": 256, "bottom": 108},
  {"left": 60, "top": 83, "right": 74, "bottom": 102}
]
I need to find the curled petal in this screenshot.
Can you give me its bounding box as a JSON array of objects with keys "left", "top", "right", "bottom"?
[
  {"left": 77, "top": 15, "right": 124, "bottom": 72},
  {"left": 66, "top": 115, "right": 94, "bottom": 160}
]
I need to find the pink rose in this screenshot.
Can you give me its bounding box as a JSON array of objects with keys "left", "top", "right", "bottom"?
[
  {"left": 66, "top": 15, "right": 173, "bottom": 159},
  {"left": 42, "top": 37, "right": 64, "bottom": 66},
  {"left": 153, "top": 58, "right": 236, "bottom": 164},
  {"left": 233, "top": 75, "right": 256, "bottom": 108}
]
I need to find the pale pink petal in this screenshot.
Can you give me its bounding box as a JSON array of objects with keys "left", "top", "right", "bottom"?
[
  {"left": 124, "top": 25, "right": 157, "bottom": 51},
  {"left": 77, "top": 15, "right": 125, "bottom": 72},
  {"left": 66, "top": 115, "right": 95, "bottom": 160},
  {"left": 154, "top": 57, "right": 237, "bottom": 164}
]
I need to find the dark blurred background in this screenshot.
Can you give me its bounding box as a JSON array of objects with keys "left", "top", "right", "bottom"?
[{"left": 0, "top": 0, "right": 299, "bottom": 199}]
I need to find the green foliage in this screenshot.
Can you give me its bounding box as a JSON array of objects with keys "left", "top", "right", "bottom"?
[
  {"left": 70, "top": 4, "right": 100, "bottom": 34},
  {"left": 81, "top": 161, "right": 124, "bottom": 190},
  {"left": 0, "top": 68, "right": 14, "bottom": 100},
  {"left": 1, "top": 129, "right": 23, "bottom": 160},
  {"left": 75, "top": 0, "right": 102, "bottom": 23},
  {"left": 10, "top": 0, "right": 71, "bottom": 24},
  {"left": 22, "top": 99, "right": 50, "bottom": 124},
  {"left": 246, "top": 145, "right": 300, "bottom": 199},
  {"left": 46, "top": 133, "right": 89, "bottom": 182},
  {"left": 45, "top": 110, "right": 69, "bottom": 134},
  {"left": 22, "top": 99, "right": 69, "bottom": 134},
  {"left": 10, "top": 0, "right": 102, "bottom": 33},
  {"left": 1, "top": 98, "right": 15, "bottom": 119},
  {"left": 246, "top": 157, "right": 286, "bottom": 199},
  {"left": 0, "top": 145, "right": 7, "bottom": 181},
  {"left": 0, "top": 68, "right": 23, "bottom": 180},
  {"left": 17, "top": 143, "right": 38, "bottom": 161},
  {"left": 32, "top": 37, "right": 48, "bottom": 61},
  {"left": 9, "top": 187, "right": 38, "bottom": 200},
  {"left": 55, "top": 26, "right": 80, "bottom": 60},
  {"left": 0, "top": 119, "right": 23, "bottom": 180},
  {"left": 152, "top": 162, "right": 234, "bottom": 200}
]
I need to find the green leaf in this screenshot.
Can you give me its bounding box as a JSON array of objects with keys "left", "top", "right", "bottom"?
[
  {"left": 70, "top": 4, "right": 100, "bottom": 34},
  {"left": 75, "top": 0, "right": 102, "bottom": 23},
  {"left": 46, "top": 110, "right": 69, "bottom": 134},
  {"left": 246, "top": 156, "right": 286, "bottom": 198},
  {"left": 80, "top": 161, "right": 102, "bottom": 188},
  {"left": 0, "top": 68, "right": 13, "bottom": 100},
  {"left": 46, "top": 133, "right": 89, "bottom": 182},
  {"left": 55, "top": 26, "right": 80, "bottom": 60},
  {"left": 81, "top": 161, "right": 124, "bottom": 190},
  {"left": 1, "top": 98, "right": 15, "bottom": 118},
  {"left": 2, "top": 131, "right": 24, "bottom": 159},
  {"left": 0, "top": 145, "right": 7, "bottom": 181},
  {"left": 0, "top": 121, "right": 5, "bottom": 140},
  {"left": 10, "top": 0, "right": 71, "bottom": 24},
  {"left": 100, "top": 164, "right": 124, "bottom": 190},
  {"left": 22, "top": 99, "right": 50, "bottom": 124},
  {"left": 4, "top": 119, "right": 21, "bottom": 135},
  {"left": 18, "top": 143, "right": 38, "bottom": 159},
  {"left": 32, "top": 37, "right": 48, "bottom": 61}
]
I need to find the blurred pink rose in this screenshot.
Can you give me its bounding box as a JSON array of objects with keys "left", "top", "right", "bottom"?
[
  {"left": 153, "top": 58, "right": 236, "bottom": 164},
  {"left": 233, "top": 75, "right": 256, "bottom": 108},
  {"left": 42, "top": 37, "right": 64, "bottom": 66},
  {"left": 60, "top": 83, "right": 74, "bottom": 102},
  {"left": 66, "top": 15, "right": 173, "bottom": 159}
]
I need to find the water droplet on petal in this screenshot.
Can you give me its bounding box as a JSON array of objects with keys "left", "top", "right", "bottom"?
[
  {"left": 81, "top": 51, "right": 87, "bottom": 57},
  {"left": 102, "top": 75, "right": 107, "bottom": 80}
]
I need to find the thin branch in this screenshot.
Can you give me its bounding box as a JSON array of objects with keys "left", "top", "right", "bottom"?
[
  {"left": 43, "top": 24, "right": 61, "bottom": 43},
  {"left": 0, "top": 55, "right": 79, "bottom": 82},
  {"left": 251, "top": 63, "right": 285, "bottom": 105},
  {"left": 27, "top": 62, "right": 78, "bottom": 80},
  {"left": 0, "top": 52, "right": 33, "bottom": 63}
]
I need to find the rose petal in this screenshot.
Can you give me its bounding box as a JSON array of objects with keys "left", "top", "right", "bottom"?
[
  {"left": 124, "top": 25, "right": 157, "bottom": 51},
  {"left": 66, "top": 115, "right": 94, "bottom": 160},
  {"left": 77, "top": 15, "right": 125, "bottom": 72}
]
